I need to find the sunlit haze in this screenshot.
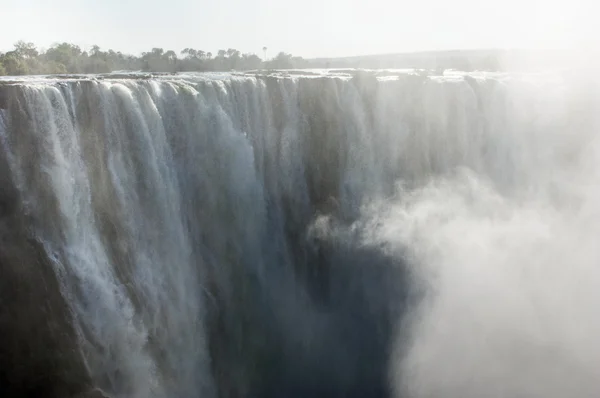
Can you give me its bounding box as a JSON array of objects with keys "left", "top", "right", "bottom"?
[
  {"left": 1, "top": 0, "right": 596, "bottom": 57},
  {"left": 4, "top": 0, "right": 600, "bottom": 394}
]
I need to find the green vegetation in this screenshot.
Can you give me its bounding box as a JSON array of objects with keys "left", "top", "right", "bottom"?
[
  {"left": 0, "top": 41, "right": 514, "bottom": 77},
  {"left": 0, "top": 41, "right": 307, "bottom": 76}
]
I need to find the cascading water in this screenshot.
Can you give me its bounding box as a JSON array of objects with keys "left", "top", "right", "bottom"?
[{"left": 0, "top": 70, "right": 599, "bottom": 398}]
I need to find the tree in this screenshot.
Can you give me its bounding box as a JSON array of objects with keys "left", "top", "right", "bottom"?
[
  {"left": 0, "top": 40, "right": 307, "bottom": 75},
  {"left": 0, "top": 54, "right": 29, "bottom": 75},
  {"left": 45, "top": 43, "right": 82, "bottom": 70},
  {"left": 267, "top": 52, "right": 293, "bottom": 69},
  {"left": 226, "top": 48, "right": 239, "bottom": 58},
  {"left": 141, "top": 48, "right": 173, "bottom": 72},
  {"left": 164, "top": 50, "right": 177, "bottom": 62},
  {"left": 90, "top": 45, "right": 101, "bottom": 57},
  {"left": 242, "top": 53, "right": 262, "bottom": 70},
  {"left": 164, "top": 50, "right": 178, "bottom": 72},
  {"left": 181, "top": 48, "right": 197, "bottom": 59},
  {"left": 45, "top": 61, "right": 68, "bottom": 74},
  {"left": 226, "top": 48, "right": 241, "bottom": 69},
  {"left": 13, "top": 41, "right": 38, "bottom": 59}
]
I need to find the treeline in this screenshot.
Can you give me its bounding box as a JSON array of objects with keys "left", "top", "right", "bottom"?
[{"left": 0, "top": 41, "right": 309, "bottom": 76}]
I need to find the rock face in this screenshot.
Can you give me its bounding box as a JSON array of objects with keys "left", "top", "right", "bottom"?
[
  {"left": 0, "top": 74, "right": 408, "bottom": 398},
  {"left": 0, "top": 86, "right": 7, "bottom": 109},
  {"left": 0, "top": 95, "right": 90, "bottom": 398},
  {"left": 73, "top": 387, "right": 111, "bottom": 398}
]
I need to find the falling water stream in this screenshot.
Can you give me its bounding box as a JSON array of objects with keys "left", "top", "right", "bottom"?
[{"left": 1, "top": 70, "right": 599, "bottom": 398}]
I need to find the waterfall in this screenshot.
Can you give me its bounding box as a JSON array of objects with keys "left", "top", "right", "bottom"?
[{"left": 1, "top": 70, "right": 600, "bottom": 398}]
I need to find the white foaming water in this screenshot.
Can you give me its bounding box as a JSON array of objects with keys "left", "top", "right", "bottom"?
[{"left": 1, "top": 70, "right": 600, "bottom": 397}]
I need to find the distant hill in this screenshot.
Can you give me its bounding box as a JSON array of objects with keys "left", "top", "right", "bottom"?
[{"left": 304, "top": 49, "right": 587, "bottom": 72}]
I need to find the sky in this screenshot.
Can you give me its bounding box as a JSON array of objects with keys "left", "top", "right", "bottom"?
[{"left": 0, "top": 0, "right": 597, "bottom": 58}]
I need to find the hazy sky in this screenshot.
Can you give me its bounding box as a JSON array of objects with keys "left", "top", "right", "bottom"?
[{"left": 1, "top": 0, "right": 596, "bottom": 58}]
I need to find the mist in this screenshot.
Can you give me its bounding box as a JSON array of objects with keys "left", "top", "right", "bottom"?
[
  {"left": 1, "top": 1, "right": 600, "bottom": 397},
  {"left": 357, "top": 72, "right": 600, "bottom": 397}
]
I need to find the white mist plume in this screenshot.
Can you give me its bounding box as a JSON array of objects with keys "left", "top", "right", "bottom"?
[
  {"left": 374, "top": 171, "right": 600, "bottom": 397},
  {"left": 355, "top": 73, "right": 600, "bottom": 397}
]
